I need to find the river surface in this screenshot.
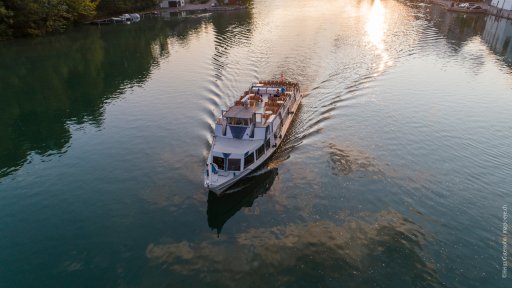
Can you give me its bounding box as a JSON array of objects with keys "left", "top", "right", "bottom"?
[{"left": 1, "top": 0, "right": 512, "bottom": 287}]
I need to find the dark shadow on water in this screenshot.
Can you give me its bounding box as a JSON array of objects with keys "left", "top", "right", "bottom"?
[
  {"left": 0, "top": 16, "right": 216, "bottom": 179},
  {"left": 207, "top": 167, "right": 278, "bottom": 235}
]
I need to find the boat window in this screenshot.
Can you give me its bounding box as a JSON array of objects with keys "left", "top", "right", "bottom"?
[
  {"left": 265, "top": 138, "right": 270, "bottom": 150},
  {"left": 213, "top": 156, "right": 225, "bottom": 171},
  {"left": 227, "top": 158, "right": 241, "bottom": 171},
  {"left": 244, "top": 152, "right": 254, "bottom": 168},
  {"left": 228, "top": 117, "right": 250, "bottom": 126},
  {"left": 256, "top": 144, "right": 265, "bottom": 160}
]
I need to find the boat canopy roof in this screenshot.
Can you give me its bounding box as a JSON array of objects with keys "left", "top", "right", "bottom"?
[
  {"left": 213, "top": 137, "right": 262, "bottom": 154},
  {"left": 224, "top": 105, "right": 254, "bottom": 119}
]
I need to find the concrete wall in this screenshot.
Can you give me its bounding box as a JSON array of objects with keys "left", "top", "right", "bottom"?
[{"left": 491, "top": 0, "right": 512, "bottom": 10}]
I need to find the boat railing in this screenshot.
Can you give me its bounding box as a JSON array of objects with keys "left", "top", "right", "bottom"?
[
  {"left": 222, "top": 123, "right": 227, "bottom": 136},
  {"left": 249, "top": 122, "right": 255, "bottom": 138}
]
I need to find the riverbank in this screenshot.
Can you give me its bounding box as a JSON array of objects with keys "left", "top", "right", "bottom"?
[
  {"left": 0, "top": 0, "right": 164, "bottom": 39},
  {"left": 429, "top": 0, "right": 512, "bottom": 19},
  {"left": 88, "top": 3, "right": 247, "bottom": 25},
  {"left": 160, "top": 0, "right": 247, "bottom": 13},
  {"left": 89, "top": 11, "right": 159, "bottom": 25}
]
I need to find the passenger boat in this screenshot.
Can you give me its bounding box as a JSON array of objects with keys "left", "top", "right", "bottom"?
[{"left": 204, "top": 78, "right": 302, "bottom": 194}]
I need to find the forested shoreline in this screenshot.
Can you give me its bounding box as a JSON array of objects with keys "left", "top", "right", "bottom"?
[{"left": 0, "top": 0, "right": 160, "bottom": 39}]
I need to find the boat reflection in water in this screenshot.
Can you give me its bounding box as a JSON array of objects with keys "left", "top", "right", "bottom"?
[{"left": 207, "top": 168, "right": 278, "bottom": 235}]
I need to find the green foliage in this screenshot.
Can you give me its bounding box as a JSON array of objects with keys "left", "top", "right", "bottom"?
[
  {"left": 0, "top": 0, "right": 249, "bottom": 39},
  {"left": 0, "top": 1, "right": 13, "bottom": 39},
  {"left": 0, "top": 0, "right": 97, "bottom": 38},
  {"left": 66, "top": 0, "right": 98, "bottom": 19},
  {"left": 95, "top": 0, "right": 160, "bottom": 17}
]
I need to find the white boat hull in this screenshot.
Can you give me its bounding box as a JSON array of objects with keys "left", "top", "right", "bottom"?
[{"left": 205, "top": 80, "right": 303, "bottom": 194}]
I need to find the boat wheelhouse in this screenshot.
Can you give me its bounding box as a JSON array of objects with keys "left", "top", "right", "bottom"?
[{"left": 205, "top": 79, "right": 302, "bottom": 194}]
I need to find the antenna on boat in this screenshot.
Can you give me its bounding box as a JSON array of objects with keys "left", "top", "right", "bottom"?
[{"left": 280, "top": 72, "right": 286, "bottom": 83}]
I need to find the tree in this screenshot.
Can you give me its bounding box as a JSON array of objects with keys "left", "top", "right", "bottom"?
[
  {"left": 0, "top": 1, "right": 13, "bottom": 39},
  {"left": 95, "top": 0, "right": 159, "bottom": 17},
  {"left": 0, "top": 0, "right": 97, "bottom": 38},
  {"left": 0, "top": 0, "right": 162, "bottom": 39}
]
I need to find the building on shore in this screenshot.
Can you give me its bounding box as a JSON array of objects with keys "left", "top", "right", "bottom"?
[
  {"left": 490, "top": 0, "right": 512, "bottom": 10},
  {"left": 160, "top": 0, "right": 185, "bottom": 8}
]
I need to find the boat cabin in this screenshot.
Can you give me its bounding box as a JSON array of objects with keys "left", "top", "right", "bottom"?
[
  {"left": 224, "top": 106, "right": 255, "bottom": 126},
  {"left": 210, "top": 137, "right": 271, "bottom": 174},
  {"left": 210, "top": 81, "right": 300, "bottom": 174},
  {"left": 206, "top": 79, "right": 302, "bottom": 192}
]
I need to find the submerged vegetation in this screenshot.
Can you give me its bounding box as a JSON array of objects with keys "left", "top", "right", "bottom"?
[{"left": 0, "top": 0, "right": 159, "bottom": 39}]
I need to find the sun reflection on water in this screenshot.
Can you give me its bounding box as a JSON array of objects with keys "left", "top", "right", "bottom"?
[{"left": 366, "top": 0, "right": 392, "bottom": 71}]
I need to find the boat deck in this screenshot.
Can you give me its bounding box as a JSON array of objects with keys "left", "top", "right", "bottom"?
[{"left": 217, "top": 81, "right": 300, "bottom": 127}]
